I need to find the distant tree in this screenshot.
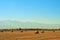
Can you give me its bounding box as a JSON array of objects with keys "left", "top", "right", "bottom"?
[
  {"left": 19, "top": 28, "right": 21, "bottom": 30},
  {"left": 58, "top": 28, "right": 60, "bottom": 30}
]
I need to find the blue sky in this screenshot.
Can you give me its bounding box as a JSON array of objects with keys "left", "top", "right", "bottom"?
[{"left": 0, "top": 0, "right": 60, "bottom": 24}]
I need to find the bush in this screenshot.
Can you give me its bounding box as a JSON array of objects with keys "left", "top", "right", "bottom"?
[{"left": 19, "top": 28, "right": 21, "bottom": 30}]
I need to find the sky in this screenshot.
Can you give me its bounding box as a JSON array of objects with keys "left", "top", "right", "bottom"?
[{"left": 0, "top": 0, "right": 60, "bottom": 29}]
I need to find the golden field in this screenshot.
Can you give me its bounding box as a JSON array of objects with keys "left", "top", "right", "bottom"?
[{"left": 0, "top": 30, "right": 60, "bottom": 40}]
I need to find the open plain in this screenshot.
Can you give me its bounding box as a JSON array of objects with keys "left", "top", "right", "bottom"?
[{"left": 0, "top": 30, "right": 60, "bottom": 40}]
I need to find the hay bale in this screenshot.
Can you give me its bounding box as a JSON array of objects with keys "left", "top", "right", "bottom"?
[
  {"left": 11, "top": 30, "right": 13, "bottom": 32},
  {"left": 53, "top": 30, "right": 55, "bottom": 32},
  {"left": 20, "top": 30, "right": 23, "bottom": 32},
  {"left": 1, "top": 30, "right": 3, "bottom": 32},
  {"left": 35, "top": 31, "right": 39, "bottom": 34}
]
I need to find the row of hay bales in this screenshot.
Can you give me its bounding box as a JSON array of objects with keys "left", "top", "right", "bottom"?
[
  {"left": 0, "top": 28, "right": 58, "bottom": 34},
  {"left": 35, "top": 30, "right": 45, "bottom": 34},
  {"left": 0, "top": 28, "right": 60, "bottom": 32}
]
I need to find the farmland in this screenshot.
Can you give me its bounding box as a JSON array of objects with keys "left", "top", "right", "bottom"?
[{"left": 0, "top": 29, "right": 60, "bottom": 40}]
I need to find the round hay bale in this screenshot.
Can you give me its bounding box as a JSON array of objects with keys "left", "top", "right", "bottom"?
[
  {"left": 11, "top": 30, "right": 13, "bottom": 32},
  {"left": 20, "top": 30, "right": 23, "bottom": 32},
  {"left": 53, "top": 30, "right": 55, "bottom": 32},
  {"left": 1, "top": 30, "right": 3, "bottom": 32},
  {"left": 35, "top": 31, "right": 39, "bottom": 34}
]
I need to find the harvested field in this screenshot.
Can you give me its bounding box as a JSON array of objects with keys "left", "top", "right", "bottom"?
[{"left": 0, "top": 30, "right": 60, "bottom": 40}]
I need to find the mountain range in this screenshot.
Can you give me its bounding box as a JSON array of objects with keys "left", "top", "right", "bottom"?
[{"left": 0, "top": 20, "right": 60, "bottom": 29}]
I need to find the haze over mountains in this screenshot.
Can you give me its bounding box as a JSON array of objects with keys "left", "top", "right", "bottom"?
[{"left": 0, "top": 20, "right": 60, "bottom": 29}]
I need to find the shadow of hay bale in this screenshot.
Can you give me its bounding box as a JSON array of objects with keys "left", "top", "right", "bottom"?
[{"left": 41, "top": 30, "right": 44, "bottom": 33}]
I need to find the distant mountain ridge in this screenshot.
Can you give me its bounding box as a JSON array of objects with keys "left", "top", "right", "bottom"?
[{"left": 0, "top": 20, "right": 60, "bottom": 29}]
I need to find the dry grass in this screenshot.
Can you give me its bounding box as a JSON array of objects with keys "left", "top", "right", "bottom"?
[{"left": 0, "top": 30, "right": 60, "bottom": 40}]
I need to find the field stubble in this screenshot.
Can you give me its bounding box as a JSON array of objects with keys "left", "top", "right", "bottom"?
[{"left": 0, "top": 30, "right": 60, "bottom": 40}]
